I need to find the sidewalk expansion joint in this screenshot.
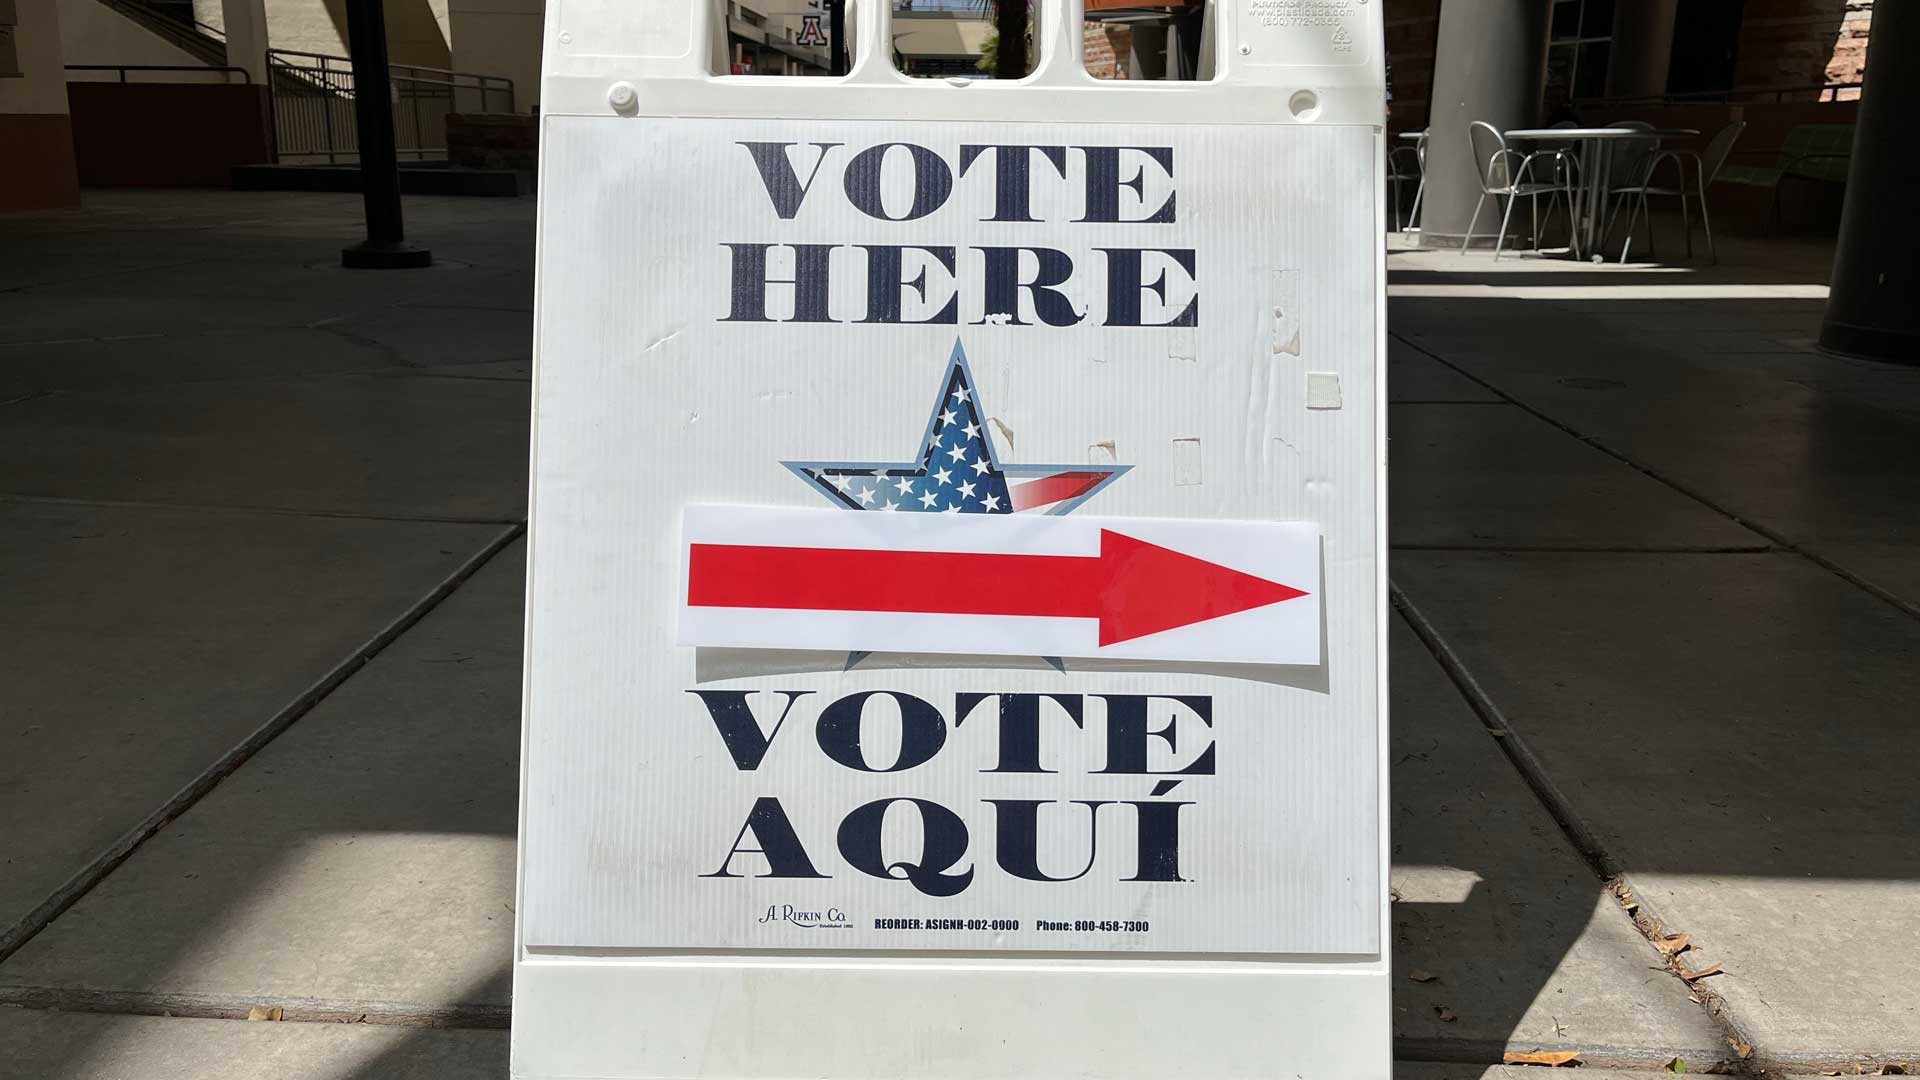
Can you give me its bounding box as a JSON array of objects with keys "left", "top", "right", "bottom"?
[
  {"left": 0, "top": 986, "right": 509, "bottom": 1030},
  {"left": 1388, "top": 329, "right": 1920, "bottom": 626},
  {"left": 1391, "top": 587, "right": 1765, "bottom": 1077},
  {"left": 0, "top": 258, "right": 217, "bottom": 296},
  {"left": 1392, "top": 1039, "right": 1732, "bottom": 1072},
  {"left": 0, "top": 523, "right": 525, "bottom": 968},
  {"left": 0, "top": 492, "right": 525, "bottom": 527}
]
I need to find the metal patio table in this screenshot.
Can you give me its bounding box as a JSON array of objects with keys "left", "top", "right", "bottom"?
[{"left": 1505, "top": 127, "right": 1698, "bottom": 261}]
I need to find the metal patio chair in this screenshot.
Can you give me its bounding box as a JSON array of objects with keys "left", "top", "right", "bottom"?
[
  {"left": 1607, "top": 120, "right": 1746, "bottom": 264},
  {"left": 1388, "top": 138, "right": 1424, "bottom": 232},
  {"left": 1408, "top": 132, "right": 1429, "bottom": 229},
  {"left": 1599, "top": 120, "right": 1663, "bottom": 262},
  {"left": 1717, "top": 122, "right": 1852, "bottom": 234},
  {"left": 1461, "top": 120, "right": 1578, "bottom": 259}
]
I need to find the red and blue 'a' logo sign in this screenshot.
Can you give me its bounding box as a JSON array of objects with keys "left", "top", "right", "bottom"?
[{"left": 783, "top": 339, "right": 1128, "bottom": 516}]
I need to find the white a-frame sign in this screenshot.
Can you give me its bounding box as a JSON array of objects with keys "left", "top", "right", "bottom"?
[{"left": 515, "top": 0, "right": 1388, "bottom": 1074}]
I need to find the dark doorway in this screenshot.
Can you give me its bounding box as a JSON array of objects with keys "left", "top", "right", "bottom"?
[{"left": 1666, "top": 0, "right": 1745, "bottom": 95}]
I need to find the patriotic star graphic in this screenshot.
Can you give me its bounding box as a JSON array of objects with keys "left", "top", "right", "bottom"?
[
  {"left": 784, "top": 339, "right": 1128, "bottom": 517},
  {"left": 782, "top": 339, "right": 1128, "bottom": 670}
]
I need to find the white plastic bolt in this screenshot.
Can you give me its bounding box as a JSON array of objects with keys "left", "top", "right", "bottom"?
[
  {"left": 608, "top": 82, "right": 637, "bottom": 110},
  {"left": 1238, "top": 43, "right": 1251, "bottom": 55},
  {"left": 558, "top": 30, "right": 572, "bottom": 44}
]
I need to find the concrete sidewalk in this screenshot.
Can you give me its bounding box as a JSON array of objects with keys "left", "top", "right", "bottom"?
[{"left": 1, "top": 191, "right": 1913, "bottom": 1078}]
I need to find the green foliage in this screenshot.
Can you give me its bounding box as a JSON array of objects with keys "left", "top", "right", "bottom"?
[{"left": 975, "top": 28, "right": 1034, "bottom": 73}]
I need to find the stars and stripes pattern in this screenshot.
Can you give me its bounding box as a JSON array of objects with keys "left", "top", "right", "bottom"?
[{"left": 783, "top": 340, "right": 1127, "bottom": 517}]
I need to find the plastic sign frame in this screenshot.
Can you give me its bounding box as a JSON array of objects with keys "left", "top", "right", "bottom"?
[{"left": 515, "top": 0, "right": 1388, "bottom": 1076}]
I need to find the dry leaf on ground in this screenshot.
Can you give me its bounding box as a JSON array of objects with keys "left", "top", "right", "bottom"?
[
  {"left": 245, "top": 1006, "right": 284, "bottom": 1022},
  {"left": 1678, "top": 961, "right": 1724, "bottom": 981},
  {"left": 1656, "top": 932, "right": 1690, "bottom": 956},
  {"left": 1503, "top": 1049, "right": 1581, "bottom": 1066}
]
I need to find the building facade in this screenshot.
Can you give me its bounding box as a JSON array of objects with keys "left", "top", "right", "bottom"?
[
  {"left": 0, "top": 0, "right": 1880, "bottom": 211},
  {"left": 1386, "top": 0, "right": 1872, "bottom": 134}
]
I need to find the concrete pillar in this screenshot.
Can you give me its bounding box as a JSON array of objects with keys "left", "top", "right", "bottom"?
[
  {"left": 0, "top": 0, "right": 80, "bottom": 210},
  {"left": 1605, "top": 0, "right": 1676, "bottom": 99},
  {"left": 1417, "top": 0, "right": 1551, "bottom": 246},
  {"left": 1820, "top": 2, "right": 1919, "bottom": 364},
  {"left": 221, "top": 0, "right": 270, "bottom": 84}
]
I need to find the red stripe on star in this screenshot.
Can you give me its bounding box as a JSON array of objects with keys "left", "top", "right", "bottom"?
[{"left": 1008, "top": 471, "right": 1110, "bottom": 512}]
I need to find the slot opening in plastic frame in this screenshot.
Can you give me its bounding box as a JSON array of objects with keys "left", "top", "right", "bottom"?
[{"left": 711, "top": 0, "right": 1218, "bottom": 83}]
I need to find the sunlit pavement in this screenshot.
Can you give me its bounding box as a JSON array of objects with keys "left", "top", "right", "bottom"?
[{"left": 1, "top": 191, "right": 1914, "bottom": 1077}]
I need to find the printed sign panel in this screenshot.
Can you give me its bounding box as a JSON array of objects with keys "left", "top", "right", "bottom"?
[{"left": 520, "top": 117, "right": 1381, "bottom": 957}]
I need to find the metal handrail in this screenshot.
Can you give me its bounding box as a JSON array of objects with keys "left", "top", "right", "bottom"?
[
  {"left": 1578, "top": 81, "right": 1864, "bottom": 108},
  {"left": 66, "top": 63, "right": 251, "bottom": 83},
  {"left": 263, "top": 48, "right": 516, "bottom": 165},
  {"left": 263, "top": 49, "right": 516, "bottom": 110},
  {"left": 265, "top": 47, "right": 515, "bottom": 88}
]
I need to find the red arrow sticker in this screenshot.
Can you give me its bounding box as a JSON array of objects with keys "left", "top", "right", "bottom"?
[{"left": 678, "top": 506, "right": 1320, "bottom": 665}]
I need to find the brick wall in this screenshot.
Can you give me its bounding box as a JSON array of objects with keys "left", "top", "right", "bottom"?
[
  {"left": 447, "top": 113, "right": 539, "bottom": 173},
  {"left": 1383, "top": 0, "right": 1440, "bottom": 133},
  {"left": 1733, "top": 0, "right": 1870, "bottom": 95},
  {"left": 1084, "top": 23, "right": 1132, "bottom": 79}
]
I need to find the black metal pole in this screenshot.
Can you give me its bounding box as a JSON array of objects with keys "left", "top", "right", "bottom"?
[
  {"left": 340, "top": 0, "right": 431, "bottom": 268},
  {"left": 829, "top": 0, "right": 847, "bottom": 76},
  {"left": 1820, "top": 4, "right": 1917, "bottom": 363},
  {"left": 994, "top": 0, "right": 1027, "bottom": 79}
]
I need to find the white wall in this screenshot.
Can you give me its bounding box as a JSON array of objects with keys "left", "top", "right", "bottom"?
[
  {"left": 190, "top": 0, "right": 223, "bottom": 34},
  {"left": 208, "top": 0, "right": 450, "bottom": 67},
  {"left": 258, "top": 0, "right": 343, "bottom": 56},
  {"left": 449, "top": 0, "right": 539, "bottom": 110},
  {"left": 386, "top": 0, "right": 450, "bottom": 67}
]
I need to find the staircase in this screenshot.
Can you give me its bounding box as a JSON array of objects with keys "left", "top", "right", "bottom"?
[{"left": 87, "top": 0, "right": 231, "bottom": 68}]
